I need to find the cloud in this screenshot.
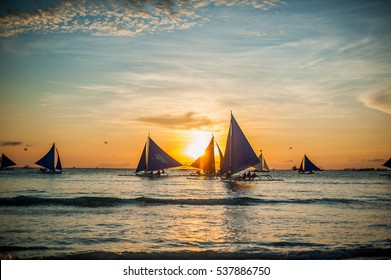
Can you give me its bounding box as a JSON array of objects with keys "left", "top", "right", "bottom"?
[
  {"left": 98, "top": 162, "right": 131, "bottom": 168},
  {"left": 360, "top": 85, "right": 391, "bottom": 115},
  {"left": 366, "top": 158, "right": 385, "bottom": 163},
  {"left": 0, "top": 141, "right": 23, "bottom": 146},
  {"left": 137, "top": 111, "right": 213, "bottom": 129},
  {"left": 0, "top": 0, "right": 282, "bottom": 37},
  {"left": 243, "top": 32, "right": 267, "bottom": 37},
  {"left": 243, "top": 31, "right": 287, "bottom": 37}
]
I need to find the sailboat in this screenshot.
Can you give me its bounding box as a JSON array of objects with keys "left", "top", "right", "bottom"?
[
  {"left": 298, "top": 154, "right": 320, "bottom": 174},
  {"left": 253, "top": 151, "right": 270, "bottom": 172},
  {"left": 0, "top": 153, "right": 17, "bottom": 170},
  {"left": 135, "top": 135, "right": 182, "bottom": 177},
  {"left": 220, "top": 113, "right": 260, "bottom": 180},
  {"left": 35, "top": 143, "right": 62, "bottom": 174},
  {"left": 382, "top": 158, "right": 391, "bottom": 177},
  {"left": 188, "top": 135, "right": 223, "bottom": 178},
  {"left": 383, "top": 158, "right": 391, "bottom": 169},
  {"left": 251, "top": 151, "right": 282, "bottom": 180}
]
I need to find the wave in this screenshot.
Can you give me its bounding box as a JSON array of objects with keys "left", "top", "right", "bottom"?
[
  {"left": 3, "top": 247, "right": 390, "bottom": 260},
  {"left": 0, "top": 195, "right": 388, "bottom": 208},
  {"left": 0, "top": 245, "right": 51, "bottom": 252}
]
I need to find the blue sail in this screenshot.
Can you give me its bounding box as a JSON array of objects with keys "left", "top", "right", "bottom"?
[
  {"left": 136, "top": 136, "right": 181, "bottom": 173},
  {"left": 135, "top": 143, "right": 147, "bottom": 172},
  {"left": 55, "top": 148, "right": 62, "bottom": 171},
  {"left": 221, "top": 113, "right": 260, "bottom": 175},
  {"left": 299, "top": 154, "right": 320, "bottom": 172},
  {"left": 147, "top": 137, "right": 181, "bottom": 172},
  {"left": 1, "top": 153, "right": 17, "bottom": 169},
  {"left": 383, "top": 158, "right": 391, "bottom": 169},
  {"left": 35, "top": 143, "right": 55, "bottom": 172}
]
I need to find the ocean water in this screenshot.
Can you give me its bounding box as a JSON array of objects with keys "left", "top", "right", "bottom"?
[{"left": 0, "top": 168, "right": 390, "bottom": 259}]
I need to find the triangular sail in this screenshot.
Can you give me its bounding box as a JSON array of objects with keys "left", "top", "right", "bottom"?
[
  {"left": 136, "top": 136, "right": 182, "bottom": 173},
  {"left": 253, "top": 152, "right": 270, "bottom": 172},
  {"left": 55, "top": 148, "right": 62, "bottom": 171},
  {"left": 136, "top": 142, "right": 147, "bottom": 173},
  {"left": 299, "top": 154, "right": 320, "bottom": 172},
  {"left": 383, "top": 158, "right": 391, "bottom": 169},
  {"left": 1, "top": 153, "right": 17, "bottom": 169},
  {"left": 148, "top": 137, "right": 182, "bottom": 171},
  {"left": 35, "top": 143, "right": 55, "bottom": 172},
  {"left": 263, "top": 156, "right": 269, "bottom": 171},
  {"left": 298, "top": 159, "right": 304, "bottom": 173},
  {"left": 191, "top": 136, "right": 215, "bottom": 173},
  {"left": 221, "top": 113, "right": 260, "bottom": 175},
  {"left": 216, "top": 142, "right": 224, "bottom": 170}
]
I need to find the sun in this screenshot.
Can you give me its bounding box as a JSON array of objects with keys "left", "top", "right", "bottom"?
[{"left": 185, "top": 132, "right": 212, "bottom": 159}]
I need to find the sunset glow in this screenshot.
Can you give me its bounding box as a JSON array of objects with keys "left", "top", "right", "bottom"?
[
  {"left": 184, "top": 132, "right": 213, "bottom": 160},
  {"left": 0, "top": 0, "right": 390, "bottom": 169}
]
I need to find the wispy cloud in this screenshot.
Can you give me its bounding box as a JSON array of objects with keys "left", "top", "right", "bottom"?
[
  {"left": 360, "top": 84, "right": 391, "bottom": 115},
  {"left": 137, "top": 111, "right": 214, "bottom": 129},
  {"left": 0, "top": 141, "right": 23, "bottom": 146},
  {"left": 0, "top": 0, "right": 282, "bottom": 37},
  {"left": 243, "top": 31, "right": 286, "bottom": 37},
  {"left": 366, "top": 158, "right": 385, "bottom": 163}
]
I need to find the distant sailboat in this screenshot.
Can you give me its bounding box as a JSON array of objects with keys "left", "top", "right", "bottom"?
[
  {"left": 135, "top": 135, "right": 181, "bottom": 177},
  {"left": 298, "top": 154, "right": 320, "bottom": 174},
  {"left": 382, "top": 158, "right": 391, "bottom": 177},
  {"left": 253, "top": 152, "right": 270, "bottom": 172},
  {"left": 35, "top": 143, "right": 62, "bottom": 173},
  {"left": 383, "top": 158, "right": 391, "bottom": 169},
  {"left": 0, "top": 153, "right": 17, "bottom": 170},
  {"left": 220, "top": 113, "right": 260, "bottom": 178},
  {"left": 189, "top": 135, "right": 223, "bottom": 177}
]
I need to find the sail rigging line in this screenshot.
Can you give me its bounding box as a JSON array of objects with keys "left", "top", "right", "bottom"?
[{"left": 146, "top": 135, "right": 150, "bottom": 172}]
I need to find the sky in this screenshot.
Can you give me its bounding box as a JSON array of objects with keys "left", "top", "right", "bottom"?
[{"left": 0, "top": 0, "right": 390, "bottom": 169}]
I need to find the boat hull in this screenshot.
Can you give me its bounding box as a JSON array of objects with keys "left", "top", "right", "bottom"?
[
  {"left": 221, "top": 174, "right": 283, "bottom": 182},
  {"left": 39, "top": 168, "right": 62, "bottom": 174},
  {"left": 135, "top": 172, "right": 168, "bottom": 178}
]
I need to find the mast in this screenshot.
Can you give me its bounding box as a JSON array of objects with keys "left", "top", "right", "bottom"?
[
  {"left": 229, "top": 114, "right": 233, "bottom": 172},
  {"left": 146, "top": 134, "right": 150, "bottom": 172}
]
